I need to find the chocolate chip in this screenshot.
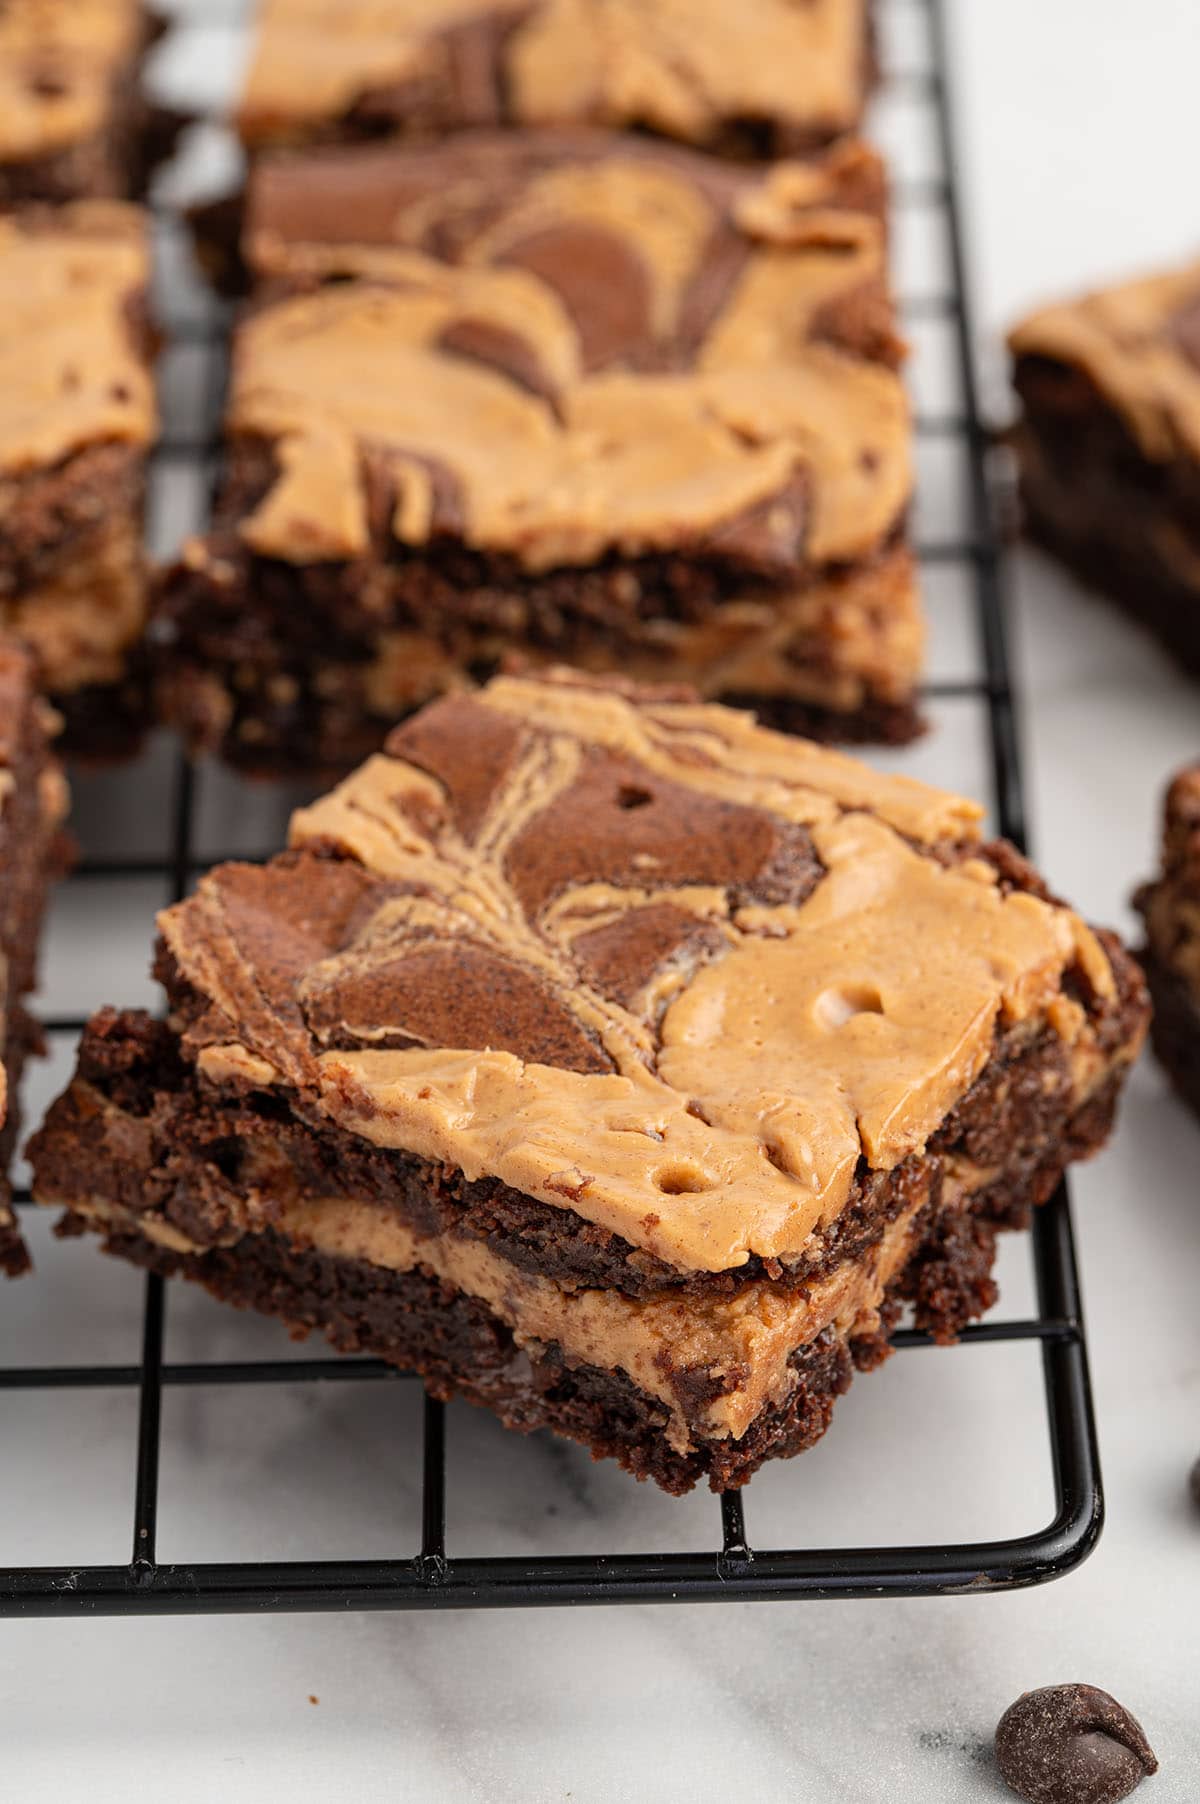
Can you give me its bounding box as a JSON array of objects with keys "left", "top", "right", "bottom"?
[{"left": 995, "top": 1685, "right": 1157, "bottom": 1804}]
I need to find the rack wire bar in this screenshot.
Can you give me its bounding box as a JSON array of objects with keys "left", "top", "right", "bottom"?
[{"left": 0, "top": 0, "right": 1104, "bottom": 1616}]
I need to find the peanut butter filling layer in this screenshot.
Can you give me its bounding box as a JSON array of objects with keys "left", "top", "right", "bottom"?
[
  {"left": 1009, "top": 258, "right": 1200, "bottom": 464},
  {"left": 64, "top": 1175, "right": 932, "bottom": 1450},
  {"left": 158, "top": 674, "right": 1118, "bottom": 1276},
  {"left": 0, "top": 204, "right": 154, "bottom": 478},
  {"left": 3, "top": 515, "right": 146, "bottom": 691},
  {"left": 238, "top": 0, "right": 868, "bottom": 152},
  {"left": 0, "top": 0, "right": 143, "bottom": 165}
]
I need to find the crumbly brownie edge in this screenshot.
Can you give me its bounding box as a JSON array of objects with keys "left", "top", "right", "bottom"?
[
  {"left": 1140, "top": 948, "right": 1200, "bottom": 1123},
  {"left": 1020, "top": 493, "right": 1200, "bottom": 679},
  {"left": 158, "top": 664, "right": 925, "bottom": 776},
  {"left": 1012, "top": 356, "right": 1200, "bottom": 677},
  {"left": 0, "top": 1016, "right": 37, "bottom": 1277},
  {"left": 58, "top": 1188, "right": 997, "bottom": 1496},
  {"left": 240, "top": 4, "right": 876, "bottom": 162}
]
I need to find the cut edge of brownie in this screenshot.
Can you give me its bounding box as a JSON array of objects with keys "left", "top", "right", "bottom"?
[
  {"left": 1139, "top": 948, "right": 1200, "bottom": 1123},
  {"left": 1011, "top": 353, "right": 1200, "bottom": 678},
  {"left": 48, "top": 1186, "right": 998, "bottom": 1496},
  {"left": 0, "top": 642, "right": 71, "bottom": 1277}
]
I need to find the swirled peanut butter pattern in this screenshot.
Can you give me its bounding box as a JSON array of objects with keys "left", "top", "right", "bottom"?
[
  {"left": 158, "top": 674, "right": 1118, "bottom": 1274},
  {"left": 0, "top": 0, "right": 143, "bottom": 165},
  {"left": 0, "top": 204, "right": 153, "bottom": 476},
  {"left": 238, "top": 0, "right": 870, "bottom": 153}
]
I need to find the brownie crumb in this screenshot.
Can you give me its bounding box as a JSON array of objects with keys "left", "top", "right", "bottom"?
[{"left": 995, "top": 1685, "right": 1157, "bottom": 1804}]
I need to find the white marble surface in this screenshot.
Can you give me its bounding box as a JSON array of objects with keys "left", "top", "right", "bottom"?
[{"left": 3, "top": 3, "right": 1200, "bottom": 1799}]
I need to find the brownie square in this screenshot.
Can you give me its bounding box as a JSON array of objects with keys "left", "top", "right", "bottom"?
[
  {"left": 0, "top": 203, "right": 156, "bottom": 756},
  {"left": 0, "top": 638, "right": 68, "bottom": 1278},
  {"left": 31, "top": 672, "right": 1148, "bottom": 1490},
  {"left": 236, "top": 0, "right": 874, "bottom": 161},
  {"left": 0, "top": 2, "right": 169, "bottom": 205},
  {"left": 1137, "top": 764, "right": 1200, "bottom": 1123},
  {"left": 156, "top": 129, "right": 923, "bottom": 774},
  {"left": 1009, "top": 258, "right": 1200, "bottom": 677}
]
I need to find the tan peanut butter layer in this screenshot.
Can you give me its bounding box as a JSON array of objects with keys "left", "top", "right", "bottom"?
[
  {"left": 1140, "top": 765, "right": 1200, "bottom": 1005},
  {"left": 227, "top": 266, "right": 909, "bottom": 574},
  {"left": 157, "top": 673, "right": 1118, "bottom": 1275},
  {"left": 0, "top": 0, "right": 143, "bottom": 165},
  {"left": 1009, "top": 258, "right": 1200, "bottom": 464},
  {"left": 0, "top": 204, "right": 154, "bottom": 477},
  {"left": 238, "top": 0, "right": 869, "bottom": 152},
  {"left": 4, "top": 517, "right": 146, "bottom": 692},
  {"left": 65, "top": 1177, "right": 933, "bottom": 1448}
]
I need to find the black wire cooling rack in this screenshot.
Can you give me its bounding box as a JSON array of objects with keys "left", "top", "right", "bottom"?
[{"left": 0, "top": 0, "right": 1104, "bottom": 1616}]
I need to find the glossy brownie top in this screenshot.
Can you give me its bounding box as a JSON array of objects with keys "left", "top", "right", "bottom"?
[
  {"left": 157, "top": 671, "right": 1122, "bottom": 1273},
  {"left": 1010, "top": 258, "right": 1200, "bottom": 463},
  {"left": 0, "top": 0, "right": 144, "bottom": 167},
  {"left": 221, "top": 132, "right": 907, "bottom": 576},
  {"left": 0, "top": 202, "right": 154, "bottom": 478},
  {"left": 238, "top": 0, "right": 871, "bottom": 153}
]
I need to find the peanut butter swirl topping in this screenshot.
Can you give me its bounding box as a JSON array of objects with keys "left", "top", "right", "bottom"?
[
  {"left": 159, "top": 674, "right": 1117, "bottom": 1274},
  {"left": 227, "top": 128, "right": 905, "bottom": 574},
  {"left": 239, "top": 0, "right": 869, "bottom": 152},
  {"left": 0, "top": 204, "right": 154, "bottom": 476},
  {"left": 0, "top": 0, "right": 143, "bottom": 164},
  {"left": 1010, "top": 259, "right": 1200, "bottom": 463}
]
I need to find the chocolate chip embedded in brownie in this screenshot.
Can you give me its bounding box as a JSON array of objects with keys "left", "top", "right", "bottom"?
[
  {"left": 0, "top": 203, "right": 156, "bottom": 757},
  {"left": 156, "top": 128, "right": 923, "bottom": 772},
  {"left": 237, "top": 0, "right": 875, "bottom": 161},
  {"left": 31, "top": 672, "right": 1148, "bottom": 1488},
  {"left": 1009, "top": 258, "right": 1200, "bottom": 677},
  {"left": 0, "top": 637, "right": 70, "bottom": 1277},
  {"left": 0, "top": 2, "right": 175, "bottom": 205},
  {"left": 1136, "top": 763, "right": 1200, "bottom": 1122}
]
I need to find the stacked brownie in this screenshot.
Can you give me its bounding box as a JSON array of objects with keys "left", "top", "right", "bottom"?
[
  {"left": 1137, "top": 766, "right": 1200, "bottom": 1122},
  {"left": 157, "top": 129, "right": 921, "bottom": 772},
  {"left": 0, "top": 1, "right": 166, "bottom": 205},
  {"left": 1010, "top": 257, "right": 1200, "bottom": 677},
  {"left": 235, "top": 0, "right": 875, "bottom": 158},
  {"left": 0, "top": 639, "right": 68, "bottom": 1278},
  {"left": 0, "top": 204, "right": 156, "bottom": 756},
  {"left": 31, "top": 674, "right": 1149, "bottom": 1489}
]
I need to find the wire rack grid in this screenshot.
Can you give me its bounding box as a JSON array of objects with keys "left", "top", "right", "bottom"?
[{"left": 0, "top": 0, "right": 1103, "bottom": 1616}]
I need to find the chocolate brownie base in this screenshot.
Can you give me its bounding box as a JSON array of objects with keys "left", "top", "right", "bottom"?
[
  {"left": 0, "top": 641, "right": 69, "bottom": 1275},
  {"left": 1012, "top": 355, "right": 1200, "bottom": 678},
  {"left": 160, "top": 665, "right": 925, "bottom": 779},
  {"left": 1141, "top": 949, "right": 1200, "bottom": 1123},
  {"left": 58, "top": 1189, "right": 993, "bottom": 1497},
  {"left": 156, "top": 532, "right": 924, "bottom": 774},
  {"left": 0, "top": 1015, "right": 38, "bottom": 1277}
]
